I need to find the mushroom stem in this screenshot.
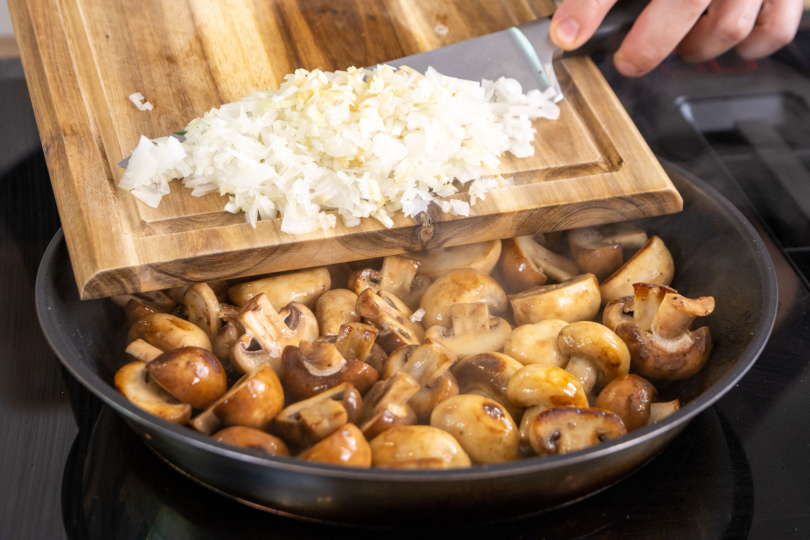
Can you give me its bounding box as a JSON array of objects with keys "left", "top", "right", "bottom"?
[
  {"left": 298, "top": 340, "right": 346, "bottom": 375},
  {"left": 632, "top": 283, "right": 678, "bottom": 332},
  {"left": 652, "top": 294, "right": 715, "bottom": 340},
  {"left": 649, "top": 399, "right": 681, "bottom": 424},
  {"left": 125, "top": 339, "right": 164, "bottom": 363},
  {"left": 564, "top": 356, "right": 598, "bottom": 397},
  {"left": 335, "top": 323, "right": 378, "bottom": 361},
  {"left": 450, "top": 302, "right": 491, "bottom": 334}
]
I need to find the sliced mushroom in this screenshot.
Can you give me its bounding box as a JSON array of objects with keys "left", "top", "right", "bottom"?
[
  {"left": 213, "top": 426, "right": 290, "bottom": 456},
  {"left": 348, "top": 256, "right": 432, "bottom": 311},
  {"left": 298, "top": 424, "right": 372, "bottom": 467},
  {"left": 568, "top": 223, "right": 648, "bottom": 280},
  {"left": 211, "top": 304, "right": 243, "bottom": 361},
  {"left": 146, "top": 347, "right": 228, "bottom": 409},
  {"left": 359, "top": 371, "right": 420, "bottom": 439},
  {"left": 558, "top": 321, "right": 631, "bottom": 400},
  {"left": 600, "top": 236, "right": 674, "bottom": 306},
  {"left": 595, "top": 373, "right": 681, "bottom": 431},
  {"left": 369, "top": 425, "right": 471, "bottom": 469},
  {"left": 184, "top": 283, "right": 230, "bottom": 337},
  {"left": 127, "top": 313, "right": 212, "bottom": 352},
  {"left": 602, "top": 282, "right": 678, "bottom": 333},
  {"left": 114, "top": 361, "right": 191, "bottom": 425},
  {"left": 430, "top": 394, "right": 520, "bottom": 464},
  {"left": 419, "top": 269, "right": 507, "bottom": 329},
  {"left": 530, "top": 407, "right": 627, "bottom": 456},
  {"left": 275, "top": 383, "right": 362, "bottom": 448},
  {"left": 356, "top": 289, "right": 425, "bottom": 353},
  {"left": 315, "top": 289, "right": 360, "bottom": 336},
  {"left": 334, "top": 322, "right": 388, "bottom": 373},
  {"left": 509, "top": 274, "right": 601, "bottom": 326},
  {"left": 190, "top": 364, "right": 284, "bottom": 435},
  {"left": 167, "top": 281, "right": 229, "bottom": 304},
  {"left": 125, "top": 339, "right": 164, "bottom": 363},
  {"left": 281, "top": 340, "right": 379, "bottom": 401},
  {"left": 425, "top": 302, "right": 511, "bottom": 357},
  {"left": 230, "top": 295, "right": 318, "bottom": 375},
  {"left": 451, "top": 352, "right": 524, "bottom": 421},
  {"left": 499, "top": 236, "right": 581, "bottom": 292},
  {"left": 406, "top": 240, "right": 502, "bottom": 279},
  {"left": 616, "top": 292, "right": 715, "bottom": 380},
  {"left": 502, "top": 319, "right": 569, "bottom": 367},
  {"left": 228, "top": 267, "right": 331, "bottom": 310}
]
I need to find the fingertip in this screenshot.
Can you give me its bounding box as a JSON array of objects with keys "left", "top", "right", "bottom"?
[
  {"left": 550, "top": 18, "right": 581, "bottom": 50},
  {"left": 613, "top": 51, "right": 641, "bottom": 77}
]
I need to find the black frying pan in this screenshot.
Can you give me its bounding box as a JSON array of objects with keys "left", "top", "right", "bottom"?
[{"left": 36, "top": 162, "right": 777, "bottom": 525}]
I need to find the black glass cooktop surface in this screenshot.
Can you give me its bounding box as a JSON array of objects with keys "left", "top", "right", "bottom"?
[{"left": 3, "top": 19, "right": 810, "bottom": 540}]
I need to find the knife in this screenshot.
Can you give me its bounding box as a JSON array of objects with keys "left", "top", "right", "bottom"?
[{"left": 118, "top": 0, "right": 649, "bottom": 169}]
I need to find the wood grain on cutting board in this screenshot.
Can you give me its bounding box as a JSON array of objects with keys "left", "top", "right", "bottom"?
[{"left": 8, "top": 0, "right": 681, "bottom": 299}]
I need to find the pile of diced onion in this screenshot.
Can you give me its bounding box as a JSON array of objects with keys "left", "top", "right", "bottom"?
[{"left": 119, "top": 65, "right": 560, "bottom": 234}]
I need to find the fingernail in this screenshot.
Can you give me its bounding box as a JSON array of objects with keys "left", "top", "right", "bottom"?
[
  {"left": 614, "top": 52, "right": 640, "bottom": 77},
  {"left": 554, "top": 18, "right": 579, "bottom": 45}
]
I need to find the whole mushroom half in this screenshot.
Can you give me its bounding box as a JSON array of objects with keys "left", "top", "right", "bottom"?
[
  {"left": 430, "top": 394, "right": 520, "bottom": 464},
  {"left": 298, "top": 423, "right": 372, "bottom": 467},
  {"left": 406, "top": 240, "right": 502, "bottom": 279},
  {"left": 356, "top": 289, "right": 425, "bottom": 353},
  {"left": 127, "top": 313, "right": 212, "bottom": 353},
  {"left": 451, "top": 352, "right": 525, "bottom": 421},
  {"left": 359, "top": 371, "right": 420, "bottom": 439},
  {"left": 499, "top": 236, "right": 581, "bottom": 292},
  {"left": 228, "top": 267, "right": 331, "bottom": 311},
  {"left": 334, "top": 322, "right": 388, "bottom": 373},
  {"left": 146, "top": 346, "right": 228, "bottom": 409},
  {"left": 568, "top": 223, "right": 648, "bottom": 280},
  {"left": 425, "top": 302, "right": 511, "bottom": 357},
  {"left": 596, "top": 374, "right": 681, "bottom": 431},
  {"left": 419, "top": 269, "right": 507, "bottom": 329},
  {"left": 369, "top": 425, "right": 471, "bottom": 469},
  {"left": 502, "top": 319, "right": 569, "bottom": 367},
  {"left": 530, "top": 407, "right": 627, "bottom": 456},
  {"left": 275, "top": 382, "right": 362, "bottom": 448},
  {"left": 348, "top": 256, "right": 431, "bottom": 311},
  {"left": 213, "top": 426, "right": 290, "bottom": 456},
  {"left": 558, "top": 321, "right": 631, "bottom": 401},
  {"left": 315, "top": 289, "right": 360, "bottom": 336},
  {"left": 509, "top": 274, "right": 601, "bottom": 326},
  {"left": 115, "top": 361, "right": 192, "bottom": 425},
  {"left": 599, "top": 236, "right": 674, "bottom": 306}
]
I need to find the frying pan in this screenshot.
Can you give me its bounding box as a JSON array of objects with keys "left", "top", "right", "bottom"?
[{"left": 36, "top": 162, "right": 777, "bottom": 525}]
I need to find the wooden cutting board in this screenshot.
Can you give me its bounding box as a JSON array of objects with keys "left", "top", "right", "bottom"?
[{"left": 9, "top": 0, "right": 681, "bottom": 299}]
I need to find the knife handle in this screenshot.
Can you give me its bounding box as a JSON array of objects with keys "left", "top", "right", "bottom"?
[{"left": 561, "top": 0, "right": 651, "bottom": 58}]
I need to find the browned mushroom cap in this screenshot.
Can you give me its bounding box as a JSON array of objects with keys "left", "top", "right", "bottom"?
[
  {"left": 649, "top": 399, "right": 681, "bottom": 424},
  {"left": 602, "top": 297, "right": 634, "bottom": 333},
  {"left": 430, "top": 394, "right": 520, "bottom": 464},
  {"left": 451, "top": 352, "right": 524, "bottom": 421},
  {"left": 419, "top": 269, "right": 507, "bottom": 329},
  {"left": 315, "top": 289, "right": 360, "bottom": 336},
  {"left": 127, "top": 313, "right": 212, "bottom": 352},
  {"left": 280, "top": 340, "right": 379, "bottom": 401},
  {"left": 595, "top": 374, "right": 657, "bottom": 432},
  {"left": 359, "top": 371, "right": 420, "bottom": 439},
  {"left": 228, "top": 267, "right": 331, "bottom": 310},
  {"left": 190, "top": 364, "right": 284, "bottom": 435},
  {"left": 298, "top": 424, "right": 372, "bottom": 467},
  {"left": 406, "top": 240, "right": 502, "bottom": 279},
  {"left": 568, "top": 223, "right": 648, "bottom": 280},
  {"left": 499, "top": 236, "right": 581, "bottom": 292},
  {"left": 112, "top": 290, "right": 176, "bottom": 313},
  {"left": 502, "top": 320, "right": 569, "bottom": 367},
  {"left": 146, "top": 347, "right": 228, "bottom": 409},
  {"left": 616, "top": 292, "right": 715, "bottom": 380},
  {"left": 600, "top": 236, "right": 674, "bottom": 307},
  {"left": 425, "top": 302, "right": 511, "bottom": 357},
  {"left": 356, "top": 289, "right": 425, "bottom": 354},
  {"left": 529, "top": 407, "right": 627, "bottom": 456},
  {"left": 230, "top": 295, "right": 318, "bottom": 375},
  {"left": 125, "top": 339, "right": 164, "bottom": 363},
  {"left": 275, "top": 383, "right": 362, "bottom": 448},
  {"left": 114, "top": 361, "right": 192, "bottom": 425},
  {"left": 213, "top": 426, "right": 290, "bottom": 456},
  {"left": 558, "top": 321, "right": 631, "bottom": 399},
  {"left": 334, "top": 322, "right": 388, "bottom": 373},
  {"left": 509, "top": 274, "right": 601, "bottom": 326},
  {"left": 123, "top": 299, "right": 160, "bottom": 326},
  {"left": 370, "top": 425, "right": 471, "bottom": 469},
  {"left": 348, "top": 256, "right": 432, "bottom": 311}
]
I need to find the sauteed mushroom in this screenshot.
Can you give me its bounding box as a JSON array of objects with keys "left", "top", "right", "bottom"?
[
  {"left": 228, "top": 267, "right": 331, "bottom": 310},
  {"left": 425, "top": 302, "right": 511, "bottom": 357},
  {"left": 568, "top": 223, "right": 648, "bottom": 280},
  {"left": 114, "top": 361, "right": 192, "bottom": 425},
  {"left": 500, "top": 236, "right": 580, "bottom": 292},
  {"left": 275, "top": 383, "right": 362, "bottom": 447},
  {"left": 211, "top": 304, "right": 242, "bottom": 361},
  {"left": 127, "top": 313, "right": 212, "bottom": 352},
  {"left": 451, "top": 352, "right": 524, "bottom": 421},
  {"left": 146, "top": 347, "right": 227, "bottom": 409},
  {"left": 112, "top": 290, "right": 176, "bottom": 314},
  {"left": 430, "top": 394, "right": 520, "bottom": 464},
  {"left": 503, "top": 319, "right": 568, "bottom": 367},
  {"left": 298, "top": 424, "right": 372, "bottom": 467},
  {"left": 509, "top": 274, "right": 601, "bottom": 326},
  {"left": 558, "top": 321, "right": 631, "bottom": 401},
  {"left": 360, "top": 371, "right": 420, "bottom": 438},
  {"left": 530, "top": 407, "right": 627, "bottom": 456},
  {"left": 595, "top": 374, "right": 681, "bottom": 431},
  {"left": 125, "top": 339, "right": 163, "bottom": 363},
  {"left": 369, "top": 425, "right": 471, "bottom": 469},
  {"left": 213, "top": 426, "right": 290, "bottom": 456},
  {"left": 190, "top": 364, "right": 284, "bottom": 435},
  {"left": 167, "top": 281, "right": 229, "bottom": 304},
  {"left": 315, "top": 289, "right": 360, "bottom": 336},
  {"left": 356, "top": 289, "right": 425, "bottom": 353},
  {"left": 334, "top": 322, "right": 388, "bottom": 373},
  {"left": 348, "top": 256, "right": 431, "bottom": 311},
  {"left": 600, "top": 236, "right": 674, "bottom": 306},
  {"left": 419, "top": 269, "right": 507, "bottom": 329},
  {"left": 184, "top": 283, "right": 230, "bottom": 337},
  {"left": 281, "top": 340, "right": 378, "bottom": 401},
  {"left": 406, "top": 240, "right": 502, "bottom": 279}
]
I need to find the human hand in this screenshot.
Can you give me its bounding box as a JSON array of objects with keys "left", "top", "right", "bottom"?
[{"left": 550, "top": 0, "right": 804, "bottom": 77}]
